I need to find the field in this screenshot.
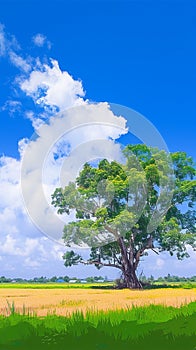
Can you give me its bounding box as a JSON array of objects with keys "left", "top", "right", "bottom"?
[
  {"left": 0, "top": 284, "right": 195, "bottom": 349},
  {"left": 0, "top": 301, "right": 195, "bottom": 349},
  {"left": 0, "top": 284, "right": 195, "bottom": 316}
]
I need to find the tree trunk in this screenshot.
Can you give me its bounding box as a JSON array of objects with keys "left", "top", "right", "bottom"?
[
  {"left": 117, "top": 237, "right": 142, "bottom": 289},
  {"left": 122, "top": 263, "right": 142, "bottom": 289}
]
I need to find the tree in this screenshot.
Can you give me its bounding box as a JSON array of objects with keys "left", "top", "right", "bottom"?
[
  {"left": 63, "top": 275, "right": 70, "bottom": 282},
  {"left": 51, "top": 144, "right": 196, "bottom": 289},
  {"left": 93, "top": 276, "right": 104, "bottom": 281},
  {"left": 0, "top": 276, "right": 12, "bottom": 283},
  {"left": 86, "top": 276, "right": 95, "bottom": 283},
  {"left": 50, "top": 276, "right": 57, "bottom": 282}
]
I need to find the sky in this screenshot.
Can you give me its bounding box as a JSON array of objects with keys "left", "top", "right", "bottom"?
[{"left": 0, "top": 0, "right": 195, "bottom": 279}]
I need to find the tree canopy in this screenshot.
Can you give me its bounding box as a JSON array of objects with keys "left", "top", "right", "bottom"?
[{"left": 52, "top": 144, "right": 196, "bottom": 289}]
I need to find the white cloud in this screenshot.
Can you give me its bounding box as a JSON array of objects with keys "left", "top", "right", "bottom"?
[
  {"left": 32, "top": 33, "right": 46, "bottom": 47},
  {"left": 0, "top": 26, "right": 128, "bottom": 276},
  {"left": 24, "top": 257, "right": 41, "bottom": 268},
  {"left": 8, "top": 50, "right": 31, "bottom": 72},
  {"left": 0, "top": 234, "right": 21, "bottom": 256},
  {"left": 0, "top": 156, "right": 21, "bottom": 209},
  {"left": 0, "top": 158, "right": 67, "bottom": 276},
  {"left": 32, "top": 33, "right": 51, "bottom": 49},
  {"left": 0, "top": 23, "right": 21, "bottom": 59},
  {"left": 25, "top": 111, "right": 44, "bottom": 130},
  {"left": 1, "top": 100, "right": 22, "bottom": 116},
  {"left": 1, "top": 25, "right": 84, "bottom": 120},
  {"left": 20, "top": 59, "right": 85, "bottom": 114},
  {"left": 20, "top": 102, "right": 127, "bottom": 243},
  {"left": 1, "top": 24, "right": 127, "bottom": 248},
  {"left": 0, "top": 209, "right": 19, "bottom": 235},
  {"left": 139, "top": 247, "right": 196, "bottom": 278}
]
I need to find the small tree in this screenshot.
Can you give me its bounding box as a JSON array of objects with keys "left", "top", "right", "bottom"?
[
  {"left": 63, "top": 275, "right": 70, "bottom": 282},
  {"left": 52, "top": 144, "right": 196, "bottom": 289},
  {"left": 93, "top": 276, "right": 104, "bottom": 281},
  {"left": 86, "top": 276, "right": 95, "bottom": 283},
  {"left": 50, "top": 276, "right": 57, "bottom": 282}
]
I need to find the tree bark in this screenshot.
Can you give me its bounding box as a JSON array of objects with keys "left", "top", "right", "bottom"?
[
  {"left": 121, "top": 261, "right": 142, "bottom": 289},
  {"left": 117, "top": 237, "right": 142, "bottom": 289}
]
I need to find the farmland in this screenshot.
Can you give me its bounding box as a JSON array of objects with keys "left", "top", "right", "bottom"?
[
  {"left": 0, "top": 284, "right": 195, "bottom": 349},
  {"left": 0, "top": 284, "right": 195, "bottom": 316},
  {"left": 0, "top": 300, "right": 195, "bottom": 349}
]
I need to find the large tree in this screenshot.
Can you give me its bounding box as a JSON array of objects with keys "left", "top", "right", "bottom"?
[{"left": 51, "top": 145, "right": 196, "bottom": 289}]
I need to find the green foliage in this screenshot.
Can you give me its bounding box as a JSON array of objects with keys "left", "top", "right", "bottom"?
[
  {"left": 0, "top": 276, "right": 12, "bottom": 283},
  {"left": 52, "top": 144, "right": 196, "bottom": 287},
  {"left": 62, "top": 251, "right": 82, "bottom": 267}
]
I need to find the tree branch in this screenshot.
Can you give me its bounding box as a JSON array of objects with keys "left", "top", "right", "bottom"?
[
  {"left": 80, "top": 259, "right": 122, "bottom": 270},
  {"left": 77, "top": 204, "right": 95, "bottom": 217},
  {"left": 151, "top": 248, "right": 159, "bottom": 255},
  {"left": 134, "top": 250, "right": 141, "bottom": 270},
  {"left": 113, "top": 252, "right": 121, "bottom": 265},
  {"left": 133, "top": 236, "right": 159, "bottom": 269}
]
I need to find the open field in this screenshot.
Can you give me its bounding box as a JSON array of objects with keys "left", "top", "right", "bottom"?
[
  {"left": 0, "top": 302, "right": 195, "bottom": 349},
  {"left": 0, "top": 286, "right": 195, "bottom": 316},
  {"left": 0, "top": 281, "right": 195, "bottom": 289}
]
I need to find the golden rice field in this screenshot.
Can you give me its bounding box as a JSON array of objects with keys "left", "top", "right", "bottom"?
[{"left": 0, "top": 287, "right": 195, "bottom": 316}]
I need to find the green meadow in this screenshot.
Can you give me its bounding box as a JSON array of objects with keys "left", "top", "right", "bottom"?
[{"left": 0, "top": 301, "right": 195, "bottom": 350}]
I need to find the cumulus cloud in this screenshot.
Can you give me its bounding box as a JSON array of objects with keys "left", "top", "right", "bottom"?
[
  {"left": 0, "top": 154, "right": 68, "bottom": 276},
  {"left": 0, "top": 154, "right": 114, "bottom": 278},
  {"left": 19, "top": 59, "right": 86, "bottom": 115},
  {"left": 20, "top": 102, "right": 127, "bottom": 243},
  {"left": 0, "top": 25, "right": 129, "bottom": 276},
  {"left": 0, "top": 24, "right": 84, "bottom": 120}
]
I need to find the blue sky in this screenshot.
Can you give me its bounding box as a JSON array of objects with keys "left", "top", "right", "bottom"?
[{"left": 0, "top": 0, "right": 195, "bottom": 279}]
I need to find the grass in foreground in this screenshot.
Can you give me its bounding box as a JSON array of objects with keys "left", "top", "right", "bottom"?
[{"left": 0, "top": 302, "right": 195, "bottom": 349}]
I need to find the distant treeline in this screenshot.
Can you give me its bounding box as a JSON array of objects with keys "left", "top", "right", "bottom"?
[
  {"left": 0, "top": 275, "right": 106, "bottom": 283},
  {"left": 140, "top": 273, "right": 196, "bottom": 283},
  {"left": 0, "top": 274, "right": 196, "bottom": 283}
]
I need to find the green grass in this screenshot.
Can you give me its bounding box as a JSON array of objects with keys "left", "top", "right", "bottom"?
[
  {"left": 0, "top": 302, "right": 195, "bottom": 350},
  {"left": 0, "top": 281, "right": 195, "bottom": 289},
  {"left": 152, "top": 281, "right": 196, "bottom": 289}
]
